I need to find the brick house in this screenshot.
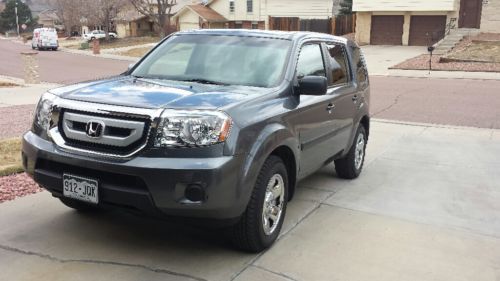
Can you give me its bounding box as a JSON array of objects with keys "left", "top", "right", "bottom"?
[{"left": 354, "top": 0, "right": 500, "bottom": 46}]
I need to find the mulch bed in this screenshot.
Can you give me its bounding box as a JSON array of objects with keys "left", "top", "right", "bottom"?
[
  {"left": 390, "top": 54, "right": 500, "bottom": 72},
  {"left": 0, "top": 173, "right": 43, "bottom": 203},
  {"left": 391, "top": 32, "right": 500, "bottom": 72},
  {"left": 0, "top": 105, "right": 42, "bottom": 203}
]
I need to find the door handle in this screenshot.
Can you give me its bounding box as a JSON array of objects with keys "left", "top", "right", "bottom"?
[{"left": 327, "top": 103, "right": 335, "bottom": 114}]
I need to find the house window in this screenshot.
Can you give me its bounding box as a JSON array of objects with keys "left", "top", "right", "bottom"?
[
  {"left": 234, "top": 21, "right": 243, "bottom": 29},
  {"left": 247, "top": 0, "right": 253, "bottom": 13},
  {"left": 251, "top": 22, "right": 258, "bottom": 29},
  {"left": 229, "top": 0, "right": 235, "bottom": 13}
]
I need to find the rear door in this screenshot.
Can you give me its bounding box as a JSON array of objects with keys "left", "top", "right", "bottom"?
[{"left": 323, "top": 42, "right": 357, "bottom": 156}]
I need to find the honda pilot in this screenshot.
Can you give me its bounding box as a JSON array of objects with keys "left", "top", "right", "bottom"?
[{"left": 22, "top": 29, "right": 370, "bottom": 252}]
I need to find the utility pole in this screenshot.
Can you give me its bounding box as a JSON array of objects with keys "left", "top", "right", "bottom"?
[{"left": 15, "top": 1, "right": 20, "bottom": 37}]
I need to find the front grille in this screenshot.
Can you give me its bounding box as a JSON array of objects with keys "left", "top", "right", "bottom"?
[{"left": 59, "top": 109, "right": 152, "bottom": 155}]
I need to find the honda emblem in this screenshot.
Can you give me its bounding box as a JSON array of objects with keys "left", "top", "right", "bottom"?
[{"left": 85, "top": 120, "right": 105, "bottom": 138}]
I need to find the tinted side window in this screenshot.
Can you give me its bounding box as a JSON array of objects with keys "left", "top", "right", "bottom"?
[
  {"left": 351, "top": 45, "right": 368, "bottom": 84},
  {"left": 296, "top": 44, "right": 326, "bottom": 79},
  {"left": 326, "top": 44, "right": 349, "bottom": 86}
]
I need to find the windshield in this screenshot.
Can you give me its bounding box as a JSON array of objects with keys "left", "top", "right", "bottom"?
[{"left": 132, "top": 34, "right": 292, "bottom": 88}]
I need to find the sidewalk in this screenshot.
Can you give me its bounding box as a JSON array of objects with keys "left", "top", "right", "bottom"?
[{"left": 0, "top": 76, "right": 60, "bottom": 107}]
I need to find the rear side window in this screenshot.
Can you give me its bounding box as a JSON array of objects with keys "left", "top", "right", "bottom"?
[
  {"left": 351, "top": 45, "right": 368, "bottom": 85},
  {"left": 326, "top": 43, "right": 349, "bottom": 86},
  {"left": 296, "top": 44, "right": 326, "bottom": 79}
]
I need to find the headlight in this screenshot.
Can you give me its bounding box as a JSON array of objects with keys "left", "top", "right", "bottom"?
[
  {"left": 155, "top": 109, "right": 232, "bottom": 147},
  {"left": 33, "top": 92, "right": 56, "bottom": 138}
]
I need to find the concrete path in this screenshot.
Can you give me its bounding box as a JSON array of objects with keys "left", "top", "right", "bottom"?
[
  {"left": 361, "top": 45, "right": 426, "bottom": 76},
  {"left": 1, "top": 120, "right": 499, "bottom": 281}
]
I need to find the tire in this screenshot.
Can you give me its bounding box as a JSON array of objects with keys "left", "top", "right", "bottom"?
[
  {"left": 231, "top": 155, "right": 288, "bottom": 252},
  {"left": 31, "top": 46, "right": 36, "bottom": 50},
  {"left": 334, "top": 125, "right": 367, "bottom": 179},
  {"left": 59, "top": 197, "right": 100, "bottom": 212}
]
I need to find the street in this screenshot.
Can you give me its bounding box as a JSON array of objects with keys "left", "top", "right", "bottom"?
[
  {"left": 1, "top": 39, "right": 500, "bottom": 129},
  {"left": 1, "top": 38, "right": 500, "bottom": 281},
  {"left": 0, "top": 40, "right": 130, "bottom": 84}
]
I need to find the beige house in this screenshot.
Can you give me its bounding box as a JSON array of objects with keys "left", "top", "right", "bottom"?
[
  {"left": 173, "top": 0, "right": 335, "bottom": 31},
  {"left": 354, "top": 0, "right": 500, "bottom": 46},
  {"left": 115, "top": 0, "right": 195, "bottom": 38}
]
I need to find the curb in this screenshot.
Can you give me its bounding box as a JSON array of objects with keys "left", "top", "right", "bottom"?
[{"left": 372, "top": 118, "right": 499, "bottom": 132}]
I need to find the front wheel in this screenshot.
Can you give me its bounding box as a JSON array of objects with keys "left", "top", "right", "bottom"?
[
  {"left": 334, "top": 125, "right": 367, "bottom": 179},
  {"left": 231, "top": 155, "right": 288, "bottom": 252}
]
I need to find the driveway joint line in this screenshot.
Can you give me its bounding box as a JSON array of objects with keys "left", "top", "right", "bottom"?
[
  {"left": 251, "top": 264, "right": 300, "bottom": 281},
  {"left": 0, "top": 244, "right": 208, "bottom": 281}
]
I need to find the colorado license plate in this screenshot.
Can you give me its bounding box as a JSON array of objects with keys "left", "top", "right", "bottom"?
[{"left": 63, "top": 174, "right": 98, "bottom": 204}]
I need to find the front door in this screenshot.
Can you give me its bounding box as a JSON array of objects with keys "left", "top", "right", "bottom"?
[
  {"left": 291, "top": 43, "right": 338, "bottom": 177},
  {"left": 459, "top": 0, "right": 482, "bottom": 28}
]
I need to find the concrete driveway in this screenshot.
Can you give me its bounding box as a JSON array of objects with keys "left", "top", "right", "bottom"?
[
  {"left": 1, "top": 120, "right": 499, "bottom": 281},
  {"left": 361, "top": 45, "right": 425, "bottom": 75}
]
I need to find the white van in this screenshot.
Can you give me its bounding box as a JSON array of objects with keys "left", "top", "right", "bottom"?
[{"left": 32, "top": 28, "right": 59, "bottom": 51}]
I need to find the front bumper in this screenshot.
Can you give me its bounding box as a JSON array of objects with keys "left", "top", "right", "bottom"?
[{"left": 22, "top": 131, "right": 248, "bottom": 220}]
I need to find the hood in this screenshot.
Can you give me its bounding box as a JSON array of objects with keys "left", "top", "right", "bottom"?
[{"left": 50, "top": 76, "right": 265, "bottom": 109}]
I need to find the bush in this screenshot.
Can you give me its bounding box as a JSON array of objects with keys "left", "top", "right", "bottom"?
[{"left": 79, "top": 42, "right": 90, "bottom": 50}]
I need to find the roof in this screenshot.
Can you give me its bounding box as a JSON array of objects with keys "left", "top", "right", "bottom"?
[
  {"left": 38, "top": 9, "right": 59, "bottom": 21},
  {"left": 175, "top": 29, "right": 349, "bottom": 43},
  {"left": 114, "top": 9, "right": 149, "bottom": 22},
  {"left": 115, "top": 0, "right": 199, "bottom": 22},
  {"left": 174, "top": 4, "right": 227, "bottom": 22}
]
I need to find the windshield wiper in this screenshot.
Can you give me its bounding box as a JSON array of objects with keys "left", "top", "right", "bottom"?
[{"left": 179, "top": 78, "right": 228, "bottom": 86}]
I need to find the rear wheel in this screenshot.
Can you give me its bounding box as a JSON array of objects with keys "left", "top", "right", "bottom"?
[
  {"left": 59, "top": 197, "right": 100, "bottom": 212},
  {"left": 231, "top": 155, "right": 288, "bottom": 252},
  {"left": 334, "top": 125, "right": 367, "bottom": 179}
]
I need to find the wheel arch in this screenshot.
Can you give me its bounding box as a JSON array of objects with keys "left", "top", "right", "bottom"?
[{"left": 240, "top": 124, "right": 299, "bottom": 207}]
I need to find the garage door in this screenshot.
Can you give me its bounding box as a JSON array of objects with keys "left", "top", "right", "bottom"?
[
  {"left": 370, "top": 16, "right": 404, "bottom": 45},
  {"left": 409, "top": 16, "right": 447, "bottom": 46}
]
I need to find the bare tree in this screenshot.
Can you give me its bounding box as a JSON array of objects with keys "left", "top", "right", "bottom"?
[
  {"left": 129, "top": 0, "right": 177, "bottom": 37},
  {"left": 92, "top": 0, "right": 126, "bottom": 40},
  {"left": 46, "top": 0, "right": 91, "bottom": 36}
]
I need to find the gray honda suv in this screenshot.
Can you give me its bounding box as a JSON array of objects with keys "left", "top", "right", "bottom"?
[{"left": 22, "top": 29, "right": 370, "bottom": 252}]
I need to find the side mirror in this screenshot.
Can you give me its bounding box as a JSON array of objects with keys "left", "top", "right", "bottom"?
[{"left": 298, "top": 76, "right": 327, "bottom": 96}]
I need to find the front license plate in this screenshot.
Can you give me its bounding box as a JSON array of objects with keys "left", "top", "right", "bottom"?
[{"left": 63, "top": 174, "right": 98, "bottom": 204}]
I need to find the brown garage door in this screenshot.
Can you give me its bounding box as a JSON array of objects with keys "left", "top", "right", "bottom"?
[
  {"left": 370, "top": 16, "right": 404, "bottom": 45},
  {"left": 409, "top": 16, "right": 447, "bottom": 46}
]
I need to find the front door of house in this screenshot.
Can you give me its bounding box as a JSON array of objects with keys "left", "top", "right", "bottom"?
[{"left": 459, "top": 0, "right": 482, "bottom": 28}]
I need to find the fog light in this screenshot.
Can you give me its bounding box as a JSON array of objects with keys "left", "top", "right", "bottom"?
[{"left": 185, "top": 184, "right": 205, "bottom": 202}]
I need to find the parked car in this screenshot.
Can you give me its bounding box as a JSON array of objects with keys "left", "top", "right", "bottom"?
[
  {"left": 22, "top": 29, "right": 370, "bottom": 252},
  {"left": 32, "top": 28, "right": 58, "bottom": 51},
  {"left": 82, "top": 30, "right": 117, "bottom": 41}
]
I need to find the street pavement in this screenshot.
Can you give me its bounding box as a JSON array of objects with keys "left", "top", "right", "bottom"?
[
  {"left": 0, "top": 120, "right": 499, "bottom": 281},
  {"left": 0, "top": 39, "right": 129, "bottom": 84}
]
